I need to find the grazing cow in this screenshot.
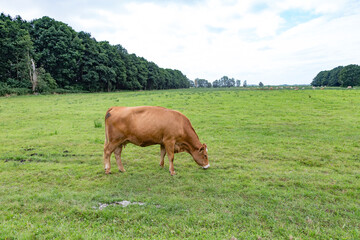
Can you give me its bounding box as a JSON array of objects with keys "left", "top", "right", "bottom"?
[{"left": 103, "top": 106, "right": 209, "bottom": 175}]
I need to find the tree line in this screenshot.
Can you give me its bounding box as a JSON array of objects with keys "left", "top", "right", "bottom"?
[
  {"left": 311, "top": 64, "right": 360, "bottom": 87},
  {"left": 0, "top": 14, "right": 190, "bottom": 95},
  {"left": 190, "top": 76, "right": 245, "bottom": 88}
]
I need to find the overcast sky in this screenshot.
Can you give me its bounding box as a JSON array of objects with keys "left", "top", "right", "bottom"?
[{"left": 1, "top": 0, "right": 360, "bottom": 85}]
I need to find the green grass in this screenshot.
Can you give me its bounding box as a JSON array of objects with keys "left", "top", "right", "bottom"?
[{"left": 0, "top": 88, "right": 359, "bottom": 239}]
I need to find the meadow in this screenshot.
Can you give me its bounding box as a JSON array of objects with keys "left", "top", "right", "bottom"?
[{"left": 0, "top": 88, "right": 359, "bottom": 239}]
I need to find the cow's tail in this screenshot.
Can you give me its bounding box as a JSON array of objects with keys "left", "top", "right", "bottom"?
[
  {"left": 104, "top": 107, "right": 113, "bottom": 145},
  {"left": 104, "top": 124, "right": 108, "bottom": 146}
]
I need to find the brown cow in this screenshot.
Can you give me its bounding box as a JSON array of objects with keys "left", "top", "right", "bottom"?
[{"left": 103, "top": 106, "right": 209, "bottom": 175}]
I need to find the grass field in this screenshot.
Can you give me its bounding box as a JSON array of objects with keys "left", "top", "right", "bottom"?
[{"left": 0, "top": 88, "right": 359, "bottom": 239}]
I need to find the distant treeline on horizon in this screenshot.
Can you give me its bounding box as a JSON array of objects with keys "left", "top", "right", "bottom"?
[
  {"left": 1, "top": 13, "right": 359, "bottom": 96},
  {"left": 311, "top": 64, "right": 360, "bottom": 87},
  {"left": 0, "top": 13, "right": 190, "bottom": 95}
]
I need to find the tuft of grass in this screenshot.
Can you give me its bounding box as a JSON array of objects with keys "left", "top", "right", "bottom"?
[{"left": 94, "top": 119, "right": 102, "bottom": 128}]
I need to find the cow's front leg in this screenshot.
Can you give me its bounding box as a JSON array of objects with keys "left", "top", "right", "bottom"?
[
  {"left": 103, "top": 143, "right": 116, "bottom": 174},
  {"left": 114, "top": 145, "right": 126, "bottom": 172},
  {"left": 159, "top": 145, "right": 166, "bottom": 168},
  {"left": 165, "top": 141, "right": 176, "bottom": 175}
]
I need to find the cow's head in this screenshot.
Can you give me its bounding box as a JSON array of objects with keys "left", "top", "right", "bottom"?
[{"left": 192, "top": 143, "right": 210, "bottom": 169}]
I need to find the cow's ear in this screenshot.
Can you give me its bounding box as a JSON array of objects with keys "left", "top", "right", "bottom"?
[
  {"left": 203, "top": 143, "right": 208, "bottom": 151},
  {"left": 199, "top": 146, "right": 205, "bottom": 153},
  {"left": 201, "top": 143, "right": 208, "bottom": 152}
]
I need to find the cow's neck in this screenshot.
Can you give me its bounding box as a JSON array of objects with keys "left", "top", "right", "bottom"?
[{"left": 184, "top": 125, "right": 202, "bottom": 153}]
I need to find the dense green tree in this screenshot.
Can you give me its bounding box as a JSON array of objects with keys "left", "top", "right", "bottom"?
[
  {"left": 0, "top": 13, "right": 191, "bottom": 95},
  {"left": 36, "top": 67, "right": 57, "bottom": 92},
  {"left": 227, "top": 78, "right": 235, "bottom": 87},
  {"left": 124, "top": 54, "right": 142, "bottom": 90},
  {"left": 30, "top": 16, "right": 82, "bottom": 88},
  {"left": 312, "top": 65, "right": 360, "bottom": 87},
  {"left": 171, "top": 69, "right": 189, "bottom": 88},
  {"left": 0, "top": 14, "right": 33, "bottom": 89},
  {"left": 189, "top": 80, "right": 195, "bottom": 87},
  {"left": 243, "top": 80, "right": 247, "bottom": 87},
  {"left": 220, "top": 76, "right": 229, "bottom": 87},
  {"left": 311, "top": 70, "right": 329, "bottom": 86},
  {"left": 220, "top": 76, "right": 234, "bottom": 87},
  {"left": 113, "top": 44, "right": 128, "bottom": 89},
  {"left": 146, "top": 62, "right": 161, "bottom": 90},
  {"left": 212, "top": 76, "right": 240, "bottom": 88},
  {"left": 328, "top": 66, "right": 343, "bottom": 86},
  {"left": 77, "top": 31, "right": 101, "bottom": 91},
  {"left": 135, "top": 57, "right": 149, "bottom": 90},
  {"left": 339, "top": 64, "right": 360, "bottom": 87},
  {"left": 195, "top": 78, "right": 210, "bottom": 88}
]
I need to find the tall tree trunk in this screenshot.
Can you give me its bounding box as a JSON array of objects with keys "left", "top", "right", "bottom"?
[{"left": 29, "top": 57, "right": 37, "bottom": 92}]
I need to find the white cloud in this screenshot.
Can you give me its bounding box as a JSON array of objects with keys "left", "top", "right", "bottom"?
[{"left": 1, "top": 0, "right": 360, "bottom": 85}]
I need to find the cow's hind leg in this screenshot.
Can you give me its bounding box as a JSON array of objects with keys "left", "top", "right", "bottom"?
[
  {"left": 103, "top": 143, "right": 117, "bottom": 174},
  {"left": 159, "top": 145, "right": 166, "bottom": 168},
  {"left": 164, "top": 141, "right": 176, "bottom": 176},
  {"left": 114, "top": 145, "right": 126, "bottom": 172}
]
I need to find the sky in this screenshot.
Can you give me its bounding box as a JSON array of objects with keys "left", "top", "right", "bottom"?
[{"left": 1, "top": 0, "right": 360, "bottom": 85}]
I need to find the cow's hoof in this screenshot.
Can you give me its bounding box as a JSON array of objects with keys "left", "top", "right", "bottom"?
[
  {"left": 105, "top": 171, "right": 111, "bottom": 174},
  {"left": 169, "top": 171, "right": 176, "bottom": 176},
  {"left": 119, "top": 169, "right": 126, "bottom": 173}
]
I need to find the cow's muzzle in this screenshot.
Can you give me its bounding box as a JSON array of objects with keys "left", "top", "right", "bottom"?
[{"left": 202, "top": 164, "right": 210, "bottom": 169}]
